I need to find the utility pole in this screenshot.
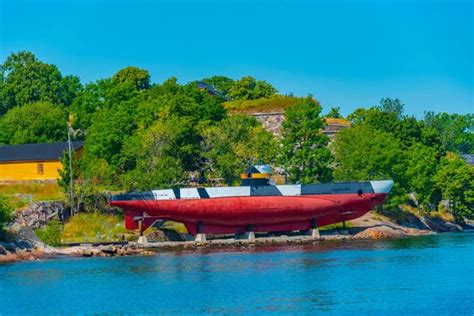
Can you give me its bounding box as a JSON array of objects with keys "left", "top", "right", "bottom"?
[{"left": 67, "top": 121, "right": 74, "bottom": 215}]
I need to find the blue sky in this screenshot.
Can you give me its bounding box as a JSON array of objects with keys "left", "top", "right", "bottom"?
[{"left": 0, "top": 0, "right": 472, "bottom": 117}]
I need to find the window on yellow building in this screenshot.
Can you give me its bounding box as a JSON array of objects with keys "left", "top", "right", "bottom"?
[{"left": 37, "top": 163, "right": 44, "bottom": 175}]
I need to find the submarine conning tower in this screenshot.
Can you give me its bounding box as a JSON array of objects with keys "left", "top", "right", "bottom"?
[{"left": 240, "top": 164, "right": 272, "bottom": 186}]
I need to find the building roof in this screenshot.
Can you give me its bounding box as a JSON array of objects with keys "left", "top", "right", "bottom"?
[
  {"left": 461, "top": 154, "right": 474, "bottom": 166},
  {"left": 0, "top": 141, "right": 84, "bottom": 162}
]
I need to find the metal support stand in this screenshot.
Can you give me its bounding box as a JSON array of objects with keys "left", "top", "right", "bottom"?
[
  {"left": 307, "top": 218, "right": 320, "bottom": 239},
  {"left": 243, "top": 224, "right": 255, "bottom": 241},
  {"left": 137, "top": 236, "right": 148, "bottom": 244},
  {"left": 195, "top": 221, "right": 207, "bottom": 242},
  {"left": 137, "top": 218, "right": 148, "bottom": 243}
]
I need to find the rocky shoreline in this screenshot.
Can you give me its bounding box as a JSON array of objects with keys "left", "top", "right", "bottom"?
[{"left": 1, "top": 211, "right": 471, "bottom": 264}]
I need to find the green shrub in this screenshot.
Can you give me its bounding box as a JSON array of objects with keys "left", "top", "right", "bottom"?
[
  {"left": 35, "top": 220, "right": 63, "bottom": 246},
  {"left": 320, "top": 222, "right": 352, "bottom": 231},
  {"left": 61, "top": 213, "right": 127, "bottom": 243},
  {"left": 0, "top": 195, "right": 13, "bottom": 237}
]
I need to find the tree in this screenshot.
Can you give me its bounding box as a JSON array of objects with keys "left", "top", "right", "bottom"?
[
  {"left": 347, "top": 105, "right": 424, "bottom": 149},
  {"left": 280, "top": 97, "right": 333, "bottom": 184},
  {"left": 111, "top": 66, "right": 151, "bottom": 91},
  {"left": 0, "top": 51, "right": 80, "bottom": 114},
  {"left": 228, "top": 76, "right": 277, "bottom": 100},
  {"left": 377, "top": 98, "right": 405, "bottom": 119},
  {"left": 423, "top": 112, "right": 474, "bottom": 154},
  {"left": 202, "top": 115, "right": 277, "bottom": 182},
  {"left": 333, "top": 124, "right": 408, "bottom": 207},
  {"left": 405, "top": 144, "right": 440, "bottom": 210},
  {"left": 0, "top": 101, "right": 67, "bottom": 144},
  {"left": 347, "top": 107, "right": 369, "bottom": 125},
  {"left": 82, "top": 102, "right": 138, "bottom": 171},
  {"left": 201, "top": 76, "right": 235, "bottom": 96},
  {"left": 69, "top": 79, "right": 112, "bottom": 133},
  {"left": 57, "top": 147, "right": 82, "bottom": 211},
  {"left": 0, "top": 195, "right": 13, "bottom": 234},
  {"left": 120, "top": 116, "right": 195, "bottom": 190},
  {"left": 326, "top": 106, "right": 342, "bottom": 118},
  {"left": 433, "top": 153, "right": 474, "bottom": 221}
]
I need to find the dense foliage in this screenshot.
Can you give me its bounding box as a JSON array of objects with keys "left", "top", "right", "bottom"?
[
  {"left": 0, "top": 101, "right": 67, "bottom": 145},
  {"left": 280, "top": 97, "right": 333, "bottom": 183},
  {"left": 0, "top": 51, "right": 472, "bottom": 222},
  {"left": 203, "top": 115, "right": 278, "bottom": 183},
  {"left": 0, "top": 195, "right": 13, "bottom": 235},
  {"left": 35, "top": 220, "right": 63, "bottom": 246},
  {"left": 0, "top": 51, "right": 80, "bottom": 115},
  {"left": 336, "top": 99, "right": 473, "bottom": 220},
  {"left": 325, "top": 106, "right": 342, "bottom": 118}
]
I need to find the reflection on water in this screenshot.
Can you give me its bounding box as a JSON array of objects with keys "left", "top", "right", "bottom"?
[{"left": 1, "top": 233, "right": 473, "bottom": 314}]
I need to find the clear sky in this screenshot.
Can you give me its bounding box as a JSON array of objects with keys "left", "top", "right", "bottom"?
[{"left": 0, "top": 0, "right": 472, "bottom": 117}]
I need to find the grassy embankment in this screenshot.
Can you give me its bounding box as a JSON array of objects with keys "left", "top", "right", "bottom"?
[
  {"left": 0, "top": 182, "right": 65, "bottom": 209},
  {"left": 0, "top": 182, "right": 129, "bottom": 244},
  {"left": 35, "top": 213, "right": 129, "bottom": 246},
  {"left": 223, "top": 95, "right": 301, "bottom": 114}
]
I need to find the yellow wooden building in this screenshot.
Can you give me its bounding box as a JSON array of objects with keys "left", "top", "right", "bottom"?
[{"left": 0, "top": 142, "right": 83, "bottom": 182}]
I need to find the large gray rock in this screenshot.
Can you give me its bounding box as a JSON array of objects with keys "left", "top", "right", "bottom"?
[
  {"left": 424, "top": 217, "right": 462, "bottom": 232},
  {"left": 7, "top": 223, "right": 45, "bottom": 250},
  {"left": 15, "top": 201, "right": 68, "bottom": 229}
]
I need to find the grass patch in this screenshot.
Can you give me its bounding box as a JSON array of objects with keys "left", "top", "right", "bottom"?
[
  {"left": 35, "top": 220, "right": 63, "bottom": 246},
  {"left": 157, "top": 221, "right": 188, "bottom": 234},
  {"left": 429, "top": 210, "right": 455, "bottom": 222},
  {"left": 224, "top": 96, "right": 302, "bottom": 113},
  {"left": 61, "top": 213, "right": 128, "bottom": 243},
  {"left": 320, "top": 222, "right": 352, "bottom": 231},
  {"left": 371, "top": 213, "right": 383, "bottom": 221},
  {"left": 0, "top": 182, "right": 64, "bottom": 209}
]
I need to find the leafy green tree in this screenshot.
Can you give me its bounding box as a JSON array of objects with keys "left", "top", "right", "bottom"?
[
  {"left": 423, "top": 112, "right": 474, "bottom": 154},
  {"left": 433, "top": 153, "right": 474, "bottom": 220},
  {"left": 326, "top": 106, "right": 343, "bottom": 118},
  {"left": 80, "top": 74, "right": 228, "bottom": 188},
  {"left": 181, "top": 81, "right": 227, "bottom": 123},
  {"left": 347, "top": 105, "right": 424, "bottom": 149},
  {"left": 120, "top": 116, "right": 195, "bottom": 190},
  {"left": 83, "top": 102, "right": 137, "bottom": 170},
  {"left": 377, "top": 98, "right": 405, "bottom": 119},
  {"left": 405, "top": 144, "right": 440, "bottom": 210},
  {"left": 347, "top": 107, "right": 369, "bottom": 125},
  {"left": 0, "top": 51, "right": 80, "bottom": 114},
  {"left": 69, "top": 79, "right": 113, "bottom": 132},
  {"left": 228, "top": 76, "right": 277, "bottom": 100},
  {"left": 111, "top": 66, "right": 151, "bottom": 91},
  {"left": 333, "top": 124, "right": 407, "bottom": 207},
  {"left": 70, "top": 67, "right": 152, "bottom": 134},
  {"left": 57, "top": 147, "right": 83, "bottom": 210},
  {"left": 0, "top": 195, "right": 13, "bottom": 235},
  {"left": 0, "top": 101, "right": 67, "bottom": 144},
  {"left": 202, "top": 114, "right": 277, "bottom": 182},
  {"left": 280, "top": 97, "right": 332, "bottom": 184},
  {"left": 201, "top": 76, "right": 235, "bottom": 95}
]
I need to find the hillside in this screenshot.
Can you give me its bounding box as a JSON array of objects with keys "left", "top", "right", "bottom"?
[{"left": 223, "top": 95, "right": 302, "bottom": 113}]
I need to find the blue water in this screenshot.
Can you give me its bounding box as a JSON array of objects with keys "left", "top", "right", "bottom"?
[{"left": 1, "top": 233, "right": 473, "bottom": 315}]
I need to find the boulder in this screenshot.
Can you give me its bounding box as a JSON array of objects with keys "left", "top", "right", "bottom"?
[
  {"left": 424, "top": 217, "right": 463, "bottom": 232},
  {"left": 354, "top": 226, "right": 407, "bottom": 240},
  {"left": 16, "top": 201, "right": 68, "bottom": 229},
  {"left": 82, "top": 248, "right": 101, "bottom": 257}
]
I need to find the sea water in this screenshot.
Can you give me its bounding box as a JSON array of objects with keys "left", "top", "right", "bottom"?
[{"left": 1, "top": 233, "right": 473, "bottom": 315}]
